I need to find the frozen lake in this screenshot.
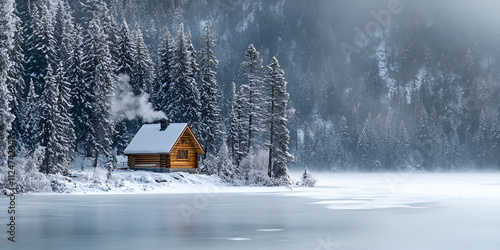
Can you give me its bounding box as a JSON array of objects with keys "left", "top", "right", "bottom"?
[{"left": 1, "top": 173, "right": 500, "bottom": 250}]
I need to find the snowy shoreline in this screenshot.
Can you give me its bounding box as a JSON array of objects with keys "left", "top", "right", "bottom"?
[{"left": 26, "top": 168, "right": 298, "bottom": 195}]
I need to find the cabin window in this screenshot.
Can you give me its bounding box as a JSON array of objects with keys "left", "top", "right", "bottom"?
[
  {"left": 178, "top": 150, "right": 188, "bottom": 159},
  {"left": 181, "top": 137, "right": 187, "bottom": 144}
]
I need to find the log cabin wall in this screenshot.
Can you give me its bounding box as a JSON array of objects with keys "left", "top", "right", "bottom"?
[
  {"left": 129, "top": 154, "right": 161, "bottom": 168},
  {"left": 170, "top": 132, "right": 199, "bottom": 169},
  {"left": 160, "top": 154, "right": 169, "bottom": 168}
]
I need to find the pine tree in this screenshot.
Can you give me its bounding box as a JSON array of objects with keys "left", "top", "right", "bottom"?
[
  {"left": 415, "top": 101, "right": 431, "bottom": 169},
  {"left": 87, "top": 17, "right": 115, "bottom": 168},
  {"left": 477, "top": 110, "right": 487, "bottom": 168},
  {"left": 132, "top": 29, "right": 154, "bottom": 96},
  {"left": 23, "top": 2, "right": 40, "bottom": 91},
  {"left": 302, "top": 121, "right": 313, "bottom": 164},
  {"left": 241, "top": 44, "right": 265, "bottom": 152},
  {"left": 54, "top": 62, "right": 75, "bottom": 173},
  {"left": 54, "top": 1, "right": 75, "bottom": 69},
  {"left": 68, "top": 24, "right": 90, "bottom": 154},
  {"left": 154, "top": 27, "right": 174, "bottom": 110},
  {"left": 113, "top": 20, "right": 137, "bottom": 155},
  {"left": 228, "top": 83, "right": 239, "bottom": 161},
  {"left": 25, "top": 0, "right": 56, "bottom": 95},
  {"left": 166, "top": 23, "right": 201, "bottom": 128},
  {"left": 40, "top": 63, "right": 74, "bottom": 175},
  {"left": 489, "top": 118, "right": 500, "bottom": 166},
  {"left": 22, "top": 80, "right": 42, "bottom": 151},
  {"left": 186, "top": 32, "right": 198, "bottom": 84},
  {"left": 338, "top": 116, "right": 350, "bottom": 169},
  {"left": 357, "top": 114, "right": 375, "bottom": 170},
  {"left": 83, "top": 17, "right": 115, "bottom": 160},
  {"left": 357, "top": 126, "right": 370, "bottom": 170},
  {"left": 198, "top": 21, "right": 222, "bottom": 155},
  {"left": 313, "top": 124, "right": 328, "bottom": 166},
  {"left": 6, "top": 2, "right": 25, "bottom": 148},
  {"left": 266, "top": 58, "right": 293, "bottom": 182},
  {"left": 116, "top": 20, "right": 135, "bottom": 83},
  {"left": 227, "top": 83, "right": 247, "bottom": 165},
  {"left": 0, "top": 0, "right": 16, "bottom": 173},
  {"left": 397, "top": 121, "right": 410, "bottom": 167},
  {"left": 301, "top": 167, "right": 317, "bottom": 187},
  {"left": 40, "top": 65, "right": 59, "bottom": 174},
  {"left": 319, "top": 72, "right": 337, "bottom": 119}
]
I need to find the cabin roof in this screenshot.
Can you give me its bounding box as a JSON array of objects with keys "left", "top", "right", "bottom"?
[{"left": 123, "top": 123, "right": 201, "bottom": 155}]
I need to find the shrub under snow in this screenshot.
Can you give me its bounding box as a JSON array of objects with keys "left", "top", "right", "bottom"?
[
  {"left": 2, "top": 146, "right": 51, "bottom": 193},
  {"left": 299, "top": 167, "right": 317, "bottom": 187}
]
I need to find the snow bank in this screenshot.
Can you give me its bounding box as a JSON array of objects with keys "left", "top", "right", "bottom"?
[{"left": 34, "top": 168, "right": 225, "bottom": 195}]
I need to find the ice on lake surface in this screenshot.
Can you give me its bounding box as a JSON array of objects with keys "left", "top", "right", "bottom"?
[{"left": 1, "top": 173, "right": 500, "bottom": 250}]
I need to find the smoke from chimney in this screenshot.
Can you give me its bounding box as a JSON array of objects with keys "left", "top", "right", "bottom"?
[{"left": 111, "top": 74, "right": 167, "bottom": 123}]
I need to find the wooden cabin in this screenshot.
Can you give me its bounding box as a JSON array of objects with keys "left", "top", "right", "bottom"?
[{"left": 123, "top": 119, "right": 205, "bottom": 173}]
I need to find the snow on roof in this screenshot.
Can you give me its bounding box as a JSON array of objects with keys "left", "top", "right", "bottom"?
[{"left": 123, "top": 123, "right": 188, "bottom": 154}]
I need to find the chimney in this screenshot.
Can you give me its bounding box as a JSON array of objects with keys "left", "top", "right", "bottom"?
[{"left": 160, "top": 118, "right": 170, "bottom": 131}]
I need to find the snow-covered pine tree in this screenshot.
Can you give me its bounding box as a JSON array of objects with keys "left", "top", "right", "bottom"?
[
  {"left": 0, "top": 0, "right": 16, "bottom": 175},
  {"left": 198, "top": 21, "right": 222, "bottom": 155},
  {"left": 154, "top": 27, "right": 174, "bottom": 110},
  {"left": 185, "top": 30, "right": 202, "bottom": 134},
  {"left": 132, "top": 29, "right": 154, "bottom": 96},
  {"left": 85, "top": 17, "right": 116, "bottom": 169},
  {"left": 113, "top": 20, "right": 137, "bottom": 155},
  {"left": 241, "top": 44, "right": 265, "bottom": 152},
  {"left": 227, "top": 82, "right": 247, "bottom": 165},
  {"left": 356, "top": 113, "right": 376, "bottom": 170},
  {"left": 82, "top": 17, "right": 113, "bottom": 159},
  {"left": 302, "top": 121, "right": 313, "bottom": 164},
  {"left": 40, "top": 65, "right": 59, "bottom": 174},
  {"left": 54, "top": 1, "right": 75, "bottom": 69},
  {"left": 6, "top": 2, "right": 25, "bottom": 149},
  {"left": 80, "top": 0, "right": 118, "bottom": 71},
  {"left": 301, "top": 166, "right": 317, "bottom": 187},
  {"left": 477, "top": 110, "right": 487, "bottom": 168},
  {"left": 357, "top": 125, "right": 370, "bottom": 170},
  {"left": 489, "top": 118, "right": 500, "bottom": 165},
  {"left": 373, "top": 113, "right": 384, "bottom": 168},
  {"left": 319, "top": 72, "right": 337, "bottom": 120},
  {"left": 227, "top": 82, "right": 239, "bottom": 161},
  {"left": 337, "top": 116, "right": 350, "bottom": 169},
  {"left": 216, "top": 142, "right": 237, "bottom": 182},
  {"left": 22, "top": 2, "right": 40, "bottom": 92},
  {"left": 397, "top": 121, "right": 410, "bottom": 168},
  {"left": 55, "top": 62, "right": 75, "bottom": 172},
  {"left": 339, "top": 116, "right": 350, "bottom": 151},
  {"left": 266, "top": 57, "right": 293, "bottom": 183},
  {"left": 25, "top": 0, "right": 56, "bottom": 95},
  {"left": 236, "top": 84, "right": 250, "bottom": 162},
  {"left": 68, "top": 24, "right": 91, "bottom": 154},
  {"left": 116, "top": 20, "right": 135, "bottom": 84},
  {"left": 415, "top": 101, "right": 431, "bottom": 169},
  {"left": 166, "top": 23, "right": 201, "bottom": 128},
  {"left": 186, "top": 32, "right": 198, "bottom": 85},
  {"left": 22, "top": 80, "right": 42, "bottom": 151}
]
